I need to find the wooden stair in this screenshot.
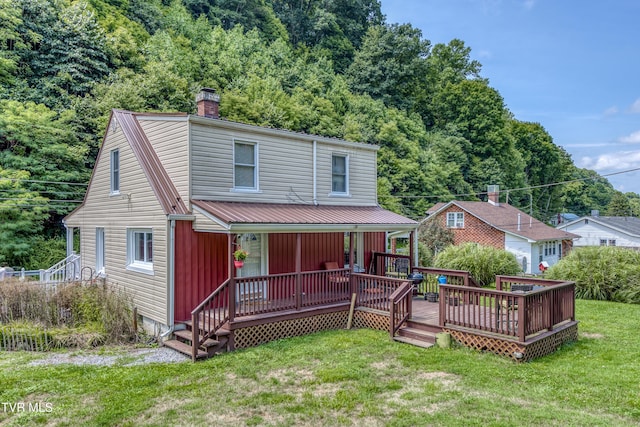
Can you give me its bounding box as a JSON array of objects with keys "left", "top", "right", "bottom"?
[
  {"left": 393, "top": 319, "right": 440, "bottom": 349},
  {"left": 162, "top": 321, "right": 230, "bottom": 360}
]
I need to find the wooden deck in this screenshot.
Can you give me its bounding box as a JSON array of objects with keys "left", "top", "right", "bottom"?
[{"left": 170, "top": 268, "right": 577, "bottom": 362}]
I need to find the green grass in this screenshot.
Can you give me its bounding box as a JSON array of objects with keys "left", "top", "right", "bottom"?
[{"left": 1, "top": 300, "right": 639, "bottom": 426}]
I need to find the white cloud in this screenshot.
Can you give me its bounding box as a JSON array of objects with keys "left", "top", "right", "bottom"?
[
  {"left": 579, "top": 150, "right": 640, "bottom": 171},
  {"left": 629, "top": 99, "right": 640, "bottom": 113},
  {"left": 619, "top": 130, "right": 640, "bottom": 144},
  {"left": 603, "top": 106, "right": 618, "bottom": 116},
  {"left": 477, "top": 49, "right": 492, "bottom": 59}
]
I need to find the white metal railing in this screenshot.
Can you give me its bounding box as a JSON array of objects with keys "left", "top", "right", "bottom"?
[{"left": 41, "top": 254, "right": 81, "bottom": 284}]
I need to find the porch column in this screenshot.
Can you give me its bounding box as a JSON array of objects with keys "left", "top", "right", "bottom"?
[
  {"left": 349, "top": 232, "right": 356, "bottom": 294},
  {"left": 228, "top": 234, "right": 236, "bottom": 323},
  {"left": 409, "top": 229, "right": 416, "bottom": 271},
  {"left": 295, "top": 233, "right": 302, "bottom": 310},
  {"left": 65, "top": 226, "right": 74, "bottom": 256}
]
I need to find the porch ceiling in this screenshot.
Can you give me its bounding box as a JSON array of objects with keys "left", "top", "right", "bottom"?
[{"left": 191, "top": 200, "right": 417, "bottom": 233}]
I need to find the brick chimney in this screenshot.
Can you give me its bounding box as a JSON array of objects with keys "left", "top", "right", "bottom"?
[
  {"left": 487, "top": 185, "right": 499, "bottom": 206},
  {"left": 196, "top": 88, "right": 220, "bottom": 119}
]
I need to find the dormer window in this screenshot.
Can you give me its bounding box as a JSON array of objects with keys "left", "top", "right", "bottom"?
[
  {"left": 331, "top": 154, "right": 348, "bottom": 195},
  {"left": 446, "top": 212, "right": 464, "bottom": 228}
]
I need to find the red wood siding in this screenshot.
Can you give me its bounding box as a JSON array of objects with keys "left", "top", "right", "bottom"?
[
  {"left": 363, "top": 232, "right": 386, "bottom": 271},
  {"left": 269, "top": 233, "right": 343, "bottom": 273},
  {"left": 435, "top": 206, "right": 505, "bottom": 249},
  {"left": 174, "top": 221, "right": 228, "bottom": 322}
]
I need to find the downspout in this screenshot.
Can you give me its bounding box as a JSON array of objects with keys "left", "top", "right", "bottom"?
[
  {"left": 312, "top": 140, "right": 318, "bottom": 205},
  {"left": 161, "top": 219, "right": 176, "bottom": 338}
]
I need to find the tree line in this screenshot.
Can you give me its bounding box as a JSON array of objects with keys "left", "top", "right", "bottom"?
[{"left": 1, "top": 0, "right": 638, "bottom": 268}]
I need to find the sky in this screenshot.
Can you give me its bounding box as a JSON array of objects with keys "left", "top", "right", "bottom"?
[{"left": 380, "top": 0, "right": 640, "bottom": 194}]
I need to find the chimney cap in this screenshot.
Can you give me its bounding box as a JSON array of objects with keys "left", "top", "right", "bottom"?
[{"left": 196, "top": 88, "right": 220, "bottom": 102}]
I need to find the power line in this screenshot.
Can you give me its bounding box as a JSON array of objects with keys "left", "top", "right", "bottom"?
[
  {"left": 385, "top": 166, "right": 640, "bottom": 200},
  {"left": 0, "top": 178, "right": 88, "bottom": 186},
  {"left": 0, "top": 198, "right": 83, "bottom": 203}
]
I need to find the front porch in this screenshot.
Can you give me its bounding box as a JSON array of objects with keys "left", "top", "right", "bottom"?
[{"left": 168, "top": 265, "right": 577, "bottom": 362}]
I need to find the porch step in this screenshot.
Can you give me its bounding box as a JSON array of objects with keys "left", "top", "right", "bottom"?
[
  {"left": 173, "top": 329, "right": 220, "bottom": 348},
  {"left": 394, "top": 326, "right": 437, "bottom": 349},
  {"left": 163, "top": 339, "right": 208, "bottom": 359},
  {"left": 393, "top": 335, "right": 434, "bottom": 349}
]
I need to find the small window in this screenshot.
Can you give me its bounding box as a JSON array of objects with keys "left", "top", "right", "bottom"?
[
  {"left": 96, "top": 227, "right": 105, "bottom": 274},
  {"left": 609, "top": 239, "right": 616, "bottom": 246},
  {"left": 446, "top": 212, "right": 464, "bottom": 228},
  {"left": 234, "top": 142, "right": 257, "bottom": 190},
  {"left": 600, "top": 239, "right": 607, "bottom": 246},
  {"left": 127, "top": 228, "right": 153, "bottom": 274},
  {"left": 110, "top": 149, "right": 120, "bottom": 194},
  {"left": 331, "top": 154, "right": 348, "bottom": 194}
]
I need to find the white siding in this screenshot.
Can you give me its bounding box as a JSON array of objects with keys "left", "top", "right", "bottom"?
[
  {"left": 190, "top": 121, "right": 378, "bottom": 206},
  {"left": 65, "top": 126, "right": 170, "bottom": 325},
  {"left": 137, "top": 117, "right": 190, "bottom": 204},
  {"left": 560, "top": 220, "right": 640, "bottom": 248},
  {"left": 504, "top": 234, "right": 533, "bottom": 274}
]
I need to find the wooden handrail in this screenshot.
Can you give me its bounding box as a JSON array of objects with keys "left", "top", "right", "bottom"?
[
  {"left": 389, "top": 280, "right": 413, "bottom": 338},
  {"left": 190, "top": 278, "right": 231, "bottom": 362},
  {"left": 439, "top": 280, "right": 575, "bottom": 342}
]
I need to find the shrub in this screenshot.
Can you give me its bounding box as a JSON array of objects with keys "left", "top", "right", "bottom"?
[
  {"left": 546, "top": 246, "right": 640, "bottom": 303},
  {"left": 433, "top": 243, "right": 521, "bottom": 286},
  {"left": 0, "top": 280, "right": 137, "bottom": 348}
]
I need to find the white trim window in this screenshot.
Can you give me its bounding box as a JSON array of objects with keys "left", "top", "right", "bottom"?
[
  {"left": 234, "top": 141, "right": 258, "bottom": 190},
  {"left": 446, "top": 212, "right": 464, "bottom": 228},
  {"left": 331, "top": 154, "right": 349, "bottom": 195},
  {"left": 110, "top": 149, "right": 120, "bottom": 194},
  {"left": 127, "top": 228, "right": 153, "bottom": 274},
  {"left": 96, "top": 227, "right": 105, "bottom": 275}
]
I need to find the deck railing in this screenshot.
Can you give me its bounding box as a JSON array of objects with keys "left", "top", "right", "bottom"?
[
  {"left": 369, "top": 252, "right": 411, "bottom": 277},
  {"left": 191, "top": 278, "right": 231, "bottom": 361},
  {"left": 352, "top": 273, "right": 409, "bottom": 312},
  {"left": 439, "top": 277, "right": 575, "bottom": 342},
  {"left": 234, "top": 268, "right": 352, "bottom": 317},
  {"left": 389, "top": 280, "right": 413, "bottom": 338},
  {"left": 411, "top": 267, "right": 481, "bottom": 294}
]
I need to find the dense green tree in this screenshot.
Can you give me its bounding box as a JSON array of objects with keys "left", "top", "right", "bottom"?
[
  {"left": 346, "top": 23, "right": 430, "bottom": 110},
  {"left": 0, "top": 101, "right": 89, "bottom": 266},
  {"left": 606, "top": 192, "right": 633, "bottom": 216}
]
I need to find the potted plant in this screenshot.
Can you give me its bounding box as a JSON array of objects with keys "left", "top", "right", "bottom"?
[{"left": 233, "top": 248, "right": 248, "bottom": 268}]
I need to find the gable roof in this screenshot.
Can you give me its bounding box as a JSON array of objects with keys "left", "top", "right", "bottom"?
[
  {"left": 425, "top": 201, "right": 578, "bottom": 242},
  {"left": 559, "top": 216, "right": 640, "bottom": 237},
  {"left": 65, "top": 110, "right": 188, "bottom": 220},
  {"left": 192, "top": 200, "right": 417, "bottom": 232}
]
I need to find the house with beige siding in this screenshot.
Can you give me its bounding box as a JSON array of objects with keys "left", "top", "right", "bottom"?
[
  {"left": 422, "top": 186, "right": 579, "bottom": 274},
  {"left": 63, "top": 89, "right": 418, "bottom": 340}
]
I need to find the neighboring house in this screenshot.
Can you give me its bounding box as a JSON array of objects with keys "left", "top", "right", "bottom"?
[
  {"left": 63, "top": 89, "right": 417, "bottom": 335},
  {"left": 422, "top": 186, "right": 579, "bottom": 274},
  {"left": 556, "top": 215, "right": 640, "bottom": 249},
  {"left": 549, "top": 212, "right": 579, "bottom": 226}
]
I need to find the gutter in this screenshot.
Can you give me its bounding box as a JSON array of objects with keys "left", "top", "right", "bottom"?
[{"left": 161, "top": 219, "right": 177, "bottom": 338}]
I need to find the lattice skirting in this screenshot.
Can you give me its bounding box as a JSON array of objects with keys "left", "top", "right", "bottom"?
[
  {"left": 233, "top": 311, "right": 349, "bottom": 349},
  {"left": 445, "top": 322, "right": 578, "bottom": 362},
  {"left": 351, "top": 309, "right": 390, "bottom": 332}
]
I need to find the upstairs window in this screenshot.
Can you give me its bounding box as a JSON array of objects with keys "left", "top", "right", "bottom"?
[
  {"left": 234, "top": 142, "right": 257, "bottom": 190},
  {"left": 446, "top": 212, "right": 464, "bottom": 228},
  {"left": 331, "top": 154, "right": 348, "bottom": 194},
  {"left": 110, "top": 149, "right": 120, "bottom": 194}
]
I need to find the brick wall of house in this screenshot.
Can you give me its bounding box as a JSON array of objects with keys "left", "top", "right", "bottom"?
[{"left": 434, "top": 205, "right": 505, "bottom": 249}]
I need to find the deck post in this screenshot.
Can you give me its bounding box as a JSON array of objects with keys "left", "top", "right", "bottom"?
[
  {"left": 228, "top": 234, "right": 235, "bottom": 322},
  {"left": 295, "top": 233, "right": 302, "bottom": 310}
]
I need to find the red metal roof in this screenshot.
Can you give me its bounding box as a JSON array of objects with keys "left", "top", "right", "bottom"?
[
  {"left": 426, "top": 201, "right": 579, "bottom": 242},
  {"left": 192, "top": 200, "right": 417, "bottom": 232},
  {"left": 113, "top": 110, "right": 189, "bottom": 215}
]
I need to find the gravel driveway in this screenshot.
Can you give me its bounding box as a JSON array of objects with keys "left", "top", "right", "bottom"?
[{"left": 28, "top": 346, "right": 190, "bottom": 367}]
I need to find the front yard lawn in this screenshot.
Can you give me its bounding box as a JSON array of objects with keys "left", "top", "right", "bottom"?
[{"left": 0, "top": 300, "right": 638, "bottom": 426}]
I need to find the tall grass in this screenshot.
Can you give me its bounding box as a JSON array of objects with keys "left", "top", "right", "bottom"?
[
  {"left": 0, "top": 280, "right": 137, "bottom": 347},
  {"left": 546, "top": 246, "right": 640, "bottom": 303},
  {"left": 434, "top": 242, "right": 522, "bottom": 286}
]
